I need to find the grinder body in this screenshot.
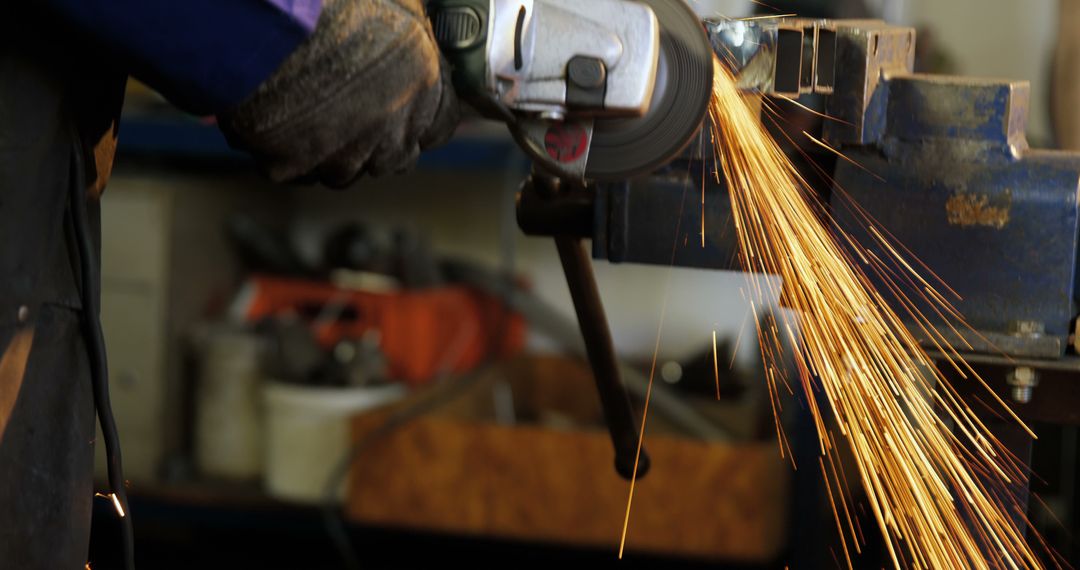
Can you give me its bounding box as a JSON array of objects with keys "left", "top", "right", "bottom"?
[{"left": 427, "top": 0, "right": 714, "bottom": 181}]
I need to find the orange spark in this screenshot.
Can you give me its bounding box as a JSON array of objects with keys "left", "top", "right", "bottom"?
[
  {"left": 773, "top": 94, "right": 854, "bottom": 126},
  {"left": 712, "top": 330, "right": 721, "bottom": 400},
  {"left": 707, "top": 55, "right": 1044, "bottom": 569},
  {"left": 619, "top": 151, "right": 695, "bottom": 559}
]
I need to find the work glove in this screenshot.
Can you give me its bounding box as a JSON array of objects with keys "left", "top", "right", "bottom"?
[{"left": 219, "top": 0, "right": 459, "bottom": 187}]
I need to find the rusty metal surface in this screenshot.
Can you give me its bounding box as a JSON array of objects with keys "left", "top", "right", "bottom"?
[{"left": 945, "top": 192, "right": 1011, "bottom": 229}]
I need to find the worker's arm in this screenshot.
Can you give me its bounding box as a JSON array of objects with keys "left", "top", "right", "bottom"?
[
  {"left": 44, "top": 0, "right": 321, "bottom": 116},
  {"left": 1054, "top": 0, "right": 1080, "bottom": 149},
  {"left": 44, "top": 0, "right": 459, "bottom": 185}
]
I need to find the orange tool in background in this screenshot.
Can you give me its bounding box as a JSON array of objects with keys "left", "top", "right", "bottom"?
[{"left": 232, "top": 275, "right": 525, "bottom": 386}]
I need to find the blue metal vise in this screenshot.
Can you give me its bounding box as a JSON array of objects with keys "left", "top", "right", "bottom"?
[
  {"left": 572, "top": 20, "right": 1080, "bottom": 362},
  {"left": 824, "top": 23, "right": 1080, "bottom": 359}
]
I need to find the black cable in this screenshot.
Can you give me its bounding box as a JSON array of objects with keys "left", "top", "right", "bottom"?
[
  {"left": 321, "top": 363, "right": 493, "bottom": 570},
  {"left": 68, "top": 129, "right": 135, "bottom": 570}
]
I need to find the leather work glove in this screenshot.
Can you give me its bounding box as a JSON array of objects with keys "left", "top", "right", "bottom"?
[{"left": 219, "top": 0, "right": 459, "bottom": 187}]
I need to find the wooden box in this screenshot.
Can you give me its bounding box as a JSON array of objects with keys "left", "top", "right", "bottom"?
[{"left": 345, "top": 357, "right": 790, "bottom": 562}]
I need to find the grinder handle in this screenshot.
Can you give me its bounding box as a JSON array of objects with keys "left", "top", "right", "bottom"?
[
  {"left": 426, "top": 0, "right": 491, "bottom": 97},
  {"left": 555, "top": 235, "right": 651, "bottom": 481}
]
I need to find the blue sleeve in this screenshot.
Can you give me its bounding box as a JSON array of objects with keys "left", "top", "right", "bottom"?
[{"left": 45, "top": 0, "right": 322, "bottom": 115}]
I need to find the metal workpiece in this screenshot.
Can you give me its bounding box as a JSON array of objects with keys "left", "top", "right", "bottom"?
[
  {"left": 707, "top": 17, "right": 917, "bottom": 144},
  {"left": 706, "top": 18, "right": 782, "bottom": 93},
  {"left": 705, "top": 17, "right": 908, "bottom": 100},
  {"left": 823, "top": 22, "right": 916, "bottom": 146},
  {"left": 706, "top": 17, "right": 805, "bottom": 97}
]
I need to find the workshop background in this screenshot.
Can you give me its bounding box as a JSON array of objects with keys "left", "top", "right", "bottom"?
[{"left": 85, "top": 0, "right": 1080, "bottom": 568}]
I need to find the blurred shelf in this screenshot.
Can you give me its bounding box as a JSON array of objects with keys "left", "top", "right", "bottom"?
[{"left": 117, "top": 115, "right": 525, "bottom": 172}]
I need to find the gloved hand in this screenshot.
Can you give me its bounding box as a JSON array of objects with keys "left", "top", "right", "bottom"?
[{"left": 219, "top": 0, "right": 459, "bottom": 187}]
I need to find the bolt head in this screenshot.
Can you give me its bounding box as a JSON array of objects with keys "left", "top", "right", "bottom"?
[
  {"left": 1006, "top": 367, "right": 1039, "bottom": 404},
  {"left": 1008, "top": 366, "right": 1038, "bottom": 385}
]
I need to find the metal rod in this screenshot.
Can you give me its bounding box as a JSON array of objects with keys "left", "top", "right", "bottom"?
[{"left": 555, "top": 236, "right": 650, "bottom": 480}]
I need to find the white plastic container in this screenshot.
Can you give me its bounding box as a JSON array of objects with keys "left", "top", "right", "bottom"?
[
  {"left": 262, "top": 382, "right": 405, "bottom": 504},
  {"left": 195, "top": 327, "right": 264, "bottom": 481}
]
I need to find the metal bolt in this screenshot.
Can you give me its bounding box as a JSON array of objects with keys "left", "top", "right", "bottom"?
[
  {"left": 16, "top": 305, "right": 28, "bottom": 324},
  {"left": 1006, "top": 366, "right": 1039, "bottom": 404}
]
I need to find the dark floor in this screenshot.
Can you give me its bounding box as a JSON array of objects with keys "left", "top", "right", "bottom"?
[{"left": 87, "top": 492, "right": 780, "bottom": 570}]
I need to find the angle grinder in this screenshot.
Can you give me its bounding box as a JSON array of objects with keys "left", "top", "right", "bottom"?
[{"left": 427, "top": 0, "right": 714, "bottom": 182}]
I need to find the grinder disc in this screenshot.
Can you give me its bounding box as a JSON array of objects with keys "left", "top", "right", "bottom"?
[{"left": 585, "top": 0, "right": 713, "bottom": 180}]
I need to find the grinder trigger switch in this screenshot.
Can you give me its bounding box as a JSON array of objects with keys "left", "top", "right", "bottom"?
[{"left": 430, "top": 4, "right": 485, "bottom": 50}]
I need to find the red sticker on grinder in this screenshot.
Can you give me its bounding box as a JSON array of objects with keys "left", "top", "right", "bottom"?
[{"left": 544, "top": 123, "right": 588, "bottom": 163}]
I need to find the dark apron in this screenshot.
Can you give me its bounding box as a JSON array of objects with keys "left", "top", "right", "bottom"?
[{"left": 0, "top": 8, "right": 125, "bottom": 568}]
